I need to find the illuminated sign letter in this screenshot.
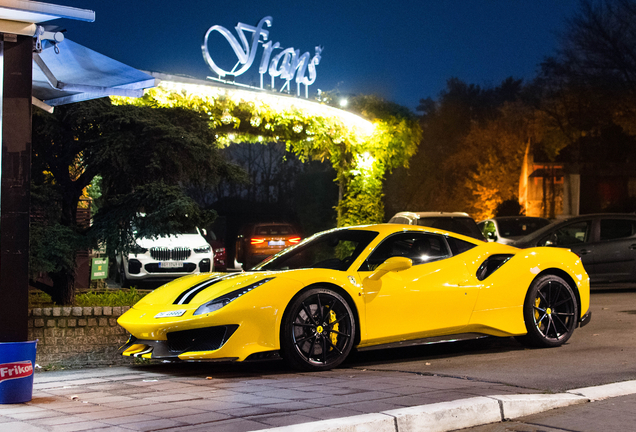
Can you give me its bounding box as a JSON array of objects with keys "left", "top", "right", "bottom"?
[
  {"left": 202, "top": 16, "right": 272, "bottom": 77},
  {"left": 202, "top": 16, "right": 322, "bottom": 98}
]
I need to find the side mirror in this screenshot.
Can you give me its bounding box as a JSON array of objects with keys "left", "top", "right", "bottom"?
[{"left": 366, "top": 257, "right": 412, "bottom": 281}]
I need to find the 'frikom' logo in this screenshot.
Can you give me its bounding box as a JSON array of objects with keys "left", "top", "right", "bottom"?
[{"left": 0, "top": 361, "right": 33, "bottom": 383}]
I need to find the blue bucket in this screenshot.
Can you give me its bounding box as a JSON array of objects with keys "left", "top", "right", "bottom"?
[{"left": 0, "top": 341, "right": 37, "bottom": 404}]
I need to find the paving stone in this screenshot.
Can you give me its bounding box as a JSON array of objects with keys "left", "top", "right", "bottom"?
[
  {"left": 31, "top": 415, "right": 96, "bottom": 426},
  {"left": 254, "top": 412, "right": 319, "bottom": 427},
  {"left": 0, "top": 421, "right": 48, "bottom": 432},
  {"left": 171, "top": 411, "right": 232, "bottom": 424},
  {"left": 100, "top": 413, "right": 160, "bottom": 426},
  {"left": 50, "top": 420, "right": 114, "bottom": 432},
  {"left": 164, "top": 417, "right": 268, "bottom": 432},
  {"left": 308, "top": 390, "right": 399, "bottom": 406},
  {"left": 151, "top": 407, "right": 208, "bottom": 418},
  {"left": 142, "top": 393, "right": 204, "bottom": 403},
  {"left": 5, "top": 409, "right": 67, "bottom": 421},
  {"left": 113, "top": 418, "right": 187, "bottom": 431}
]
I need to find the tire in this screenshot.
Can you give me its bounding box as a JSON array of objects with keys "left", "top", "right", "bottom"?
[
  {"left": 281, "top": 288, "right": 356, "bottom": 371},
  {"left": 119, "top": 261, "right": 130, "bottom": 289},
  {"left": 516, "top": 274, "right": 578, "bottom": 348}
]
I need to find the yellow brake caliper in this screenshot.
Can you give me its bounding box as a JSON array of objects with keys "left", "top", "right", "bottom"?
[
  {"left": 534, "top": 297, "right": 542, "bottom": 324},
  {"left": 329, "top": 308, "right": 339, "bottom": 349}
]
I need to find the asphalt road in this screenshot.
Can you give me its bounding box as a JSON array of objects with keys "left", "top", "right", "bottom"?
[{"left": 340, "top": 286, "right": 636, "bottom": 393}]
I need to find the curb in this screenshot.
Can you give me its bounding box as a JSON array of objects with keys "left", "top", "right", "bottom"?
[
  {"left": 567, "top": 379, "right": 636, "bottom": 401},
  {"left": 255, "top": 380, "right": 636, "bottom": 432}
]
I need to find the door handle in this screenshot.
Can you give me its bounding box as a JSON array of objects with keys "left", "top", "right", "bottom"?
[
  {"left": 630, "top": 244, "right": 636, "bottom": 250},
  {"left": 578, "top": 249, "right": 592, "bottom": 255}
]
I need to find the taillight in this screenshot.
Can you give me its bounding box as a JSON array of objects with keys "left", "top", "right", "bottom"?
[
  {"left": 250, "top": 238, "right": 265, "bottom": 245},
  {"left": 288, "top": 237, "right": 301, "bottom": 244}
]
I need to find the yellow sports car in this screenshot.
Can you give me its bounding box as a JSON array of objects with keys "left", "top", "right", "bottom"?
[{"left": 118, "top": 224, "right": 591, "bottom": 371}]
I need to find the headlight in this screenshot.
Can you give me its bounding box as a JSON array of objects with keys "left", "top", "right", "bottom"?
[
  {"left": 193, "top": 277, "right": 274, "bottom": 316},
  {"left": 193, "top": 245, "right": 211, "bottom": 254}
]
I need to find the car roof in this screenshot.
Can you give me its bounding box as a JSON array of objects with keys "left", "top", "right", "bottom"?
[
  {"left": 511, "top": 213, "right": 636, "bottom": 245},
  {"left": 481, "top": 216, "right": 549, "bottom": 221},
  {"left": 392, "top": 211, "right": 471, "bottom": 218},
  {"left": 346, "top": 223, "right": 482, "bottom": 243}
]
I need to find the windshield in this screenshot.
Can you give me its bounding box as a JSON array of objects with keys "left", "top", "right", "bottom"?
[
  {"left": 416, "top": 217, "right": 484, "bottom": 240},
  {"left": 255, "top": 229, "right": 379, "bottom": 271},
  {"left": 497, "top": 218, "right": 550, "bottom": 238}
]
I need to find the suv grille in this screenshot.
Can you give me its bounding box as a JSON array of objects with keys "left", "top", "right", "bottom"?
[{"left": 150, "top": 247, "right": 192, "bottom": 261}]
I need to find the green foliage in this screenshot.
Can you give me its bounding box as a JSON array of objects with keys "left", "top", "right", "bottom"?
[
  {"left": 28, "top": 288, "right": 147, "bottom": 308},
  {"left": 74, "top": 288, "right": 147, "bottom": 307},
  {"left": 115, "top": 87, "right": 421, "bottom": 227},
  {"left": 31, "top": 98, "right": 245, "bottom": 304}
]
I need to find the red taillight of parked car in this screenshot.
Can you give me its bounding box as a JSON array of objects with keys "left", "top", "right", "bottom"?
[
  {"left": 250, "top": 238, "right": 266, "bottom": 245},
  {"left": 288, "top": 237, "right": 301, "bottom": 244}
]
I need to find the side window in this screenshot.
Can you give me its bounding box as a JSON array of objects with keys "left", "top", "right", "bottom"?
[
  {"left": 361, "top": 233, "right": 451, "bottom": 271},
  {"left": 446, "top": 237, "right": 477, "bottom": 255},
  {"left": 600, "top": 219, "right": 636, "bottom": 241},
  {"left": 538, "top": 221, "right": 591, "bottom": 247}
]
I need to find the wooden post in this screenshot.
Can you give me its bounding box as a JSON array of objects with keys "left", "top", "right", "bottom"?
[{"left": 0, "top": 34, "right": 33, "bottom": 342}]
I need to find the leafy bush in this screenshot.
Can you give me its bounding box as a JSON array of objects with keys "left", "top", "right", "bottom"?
[{"left": 29, "top": 288, "right": 147, "bottom": 308}]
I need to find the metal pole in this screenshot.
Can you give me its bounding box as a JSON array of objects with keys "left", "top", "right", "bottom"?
[{"left": 0, "top": 34, "right": 33, "bottom": 342}]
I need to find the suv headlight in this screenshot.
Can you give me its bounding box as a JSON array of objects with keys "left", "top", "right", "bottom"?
[
  {"left": 193, "top": 245, "right": 211, "bottom": 254},
  {"left": 194, "top": 277, "right": 274, "bottom": 315}
]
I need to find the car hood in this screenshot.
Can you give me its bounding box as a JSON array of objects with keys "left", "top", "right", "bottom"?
[
  {"left": 136, "top": 234, "right": 209, "bottom": 249},
  {"left": 131, "top": 272, "right": 278, "bottom": 311}
]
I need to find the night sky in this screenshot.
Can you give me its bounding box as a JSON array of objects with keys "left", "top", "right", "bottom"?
[{"left": 50, "top": 0, "right": 581, "bottom": 111}]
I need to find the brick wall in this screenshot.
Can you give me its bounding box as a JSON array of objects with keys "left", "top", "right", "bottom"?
[{"left": 28, "top": 306, "right": 135, "bottom": 368}]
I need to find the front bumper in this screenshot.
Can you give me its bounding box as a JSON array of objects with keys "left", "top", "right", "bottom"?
[
  {"left": 121, "top": 325, "right": 239, "bottom": 360},
  {"left": 579, "top": 310, "right": 592, "bottom": 327}
]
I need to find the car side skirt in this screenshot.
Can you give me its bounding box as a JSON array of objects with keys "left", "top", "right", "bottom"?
[{"left": 356, "top": 332, "right": 490, "bottom": 352}]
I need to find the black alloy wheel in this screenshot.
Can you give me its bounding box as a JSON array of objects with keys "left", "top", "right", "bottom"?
[
  {"left": 281, "top": 288, "right": 356, "bottom": 371},
  {"left": 517, "top": 274, "right": 578, "bottom": 348}
]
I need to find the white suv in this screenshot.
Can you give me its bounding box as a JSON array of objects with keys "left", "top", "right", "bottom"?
[{"left": 116, "top": 227, "right": 214, "bottom": 287}]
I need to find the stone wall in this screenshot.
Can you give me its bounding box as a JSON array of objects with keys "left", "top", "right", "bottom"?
[{"left": 28, "top": 306, "right": 135, "bottom": 368}]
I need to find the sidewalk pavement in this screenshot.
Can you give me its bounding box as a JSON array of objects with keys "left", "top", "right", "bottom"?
[{"left": 1, "top": 363, "right": 635, "bottom": 432}]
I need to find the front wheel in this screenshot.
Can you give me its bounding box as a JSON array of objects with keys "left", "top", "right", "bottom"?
[
  {"left": 516, "top": 274, "right": 578, "bottom": 348},
  {"left": 281, "top": 288, "right": 356, "bottom": 371}
]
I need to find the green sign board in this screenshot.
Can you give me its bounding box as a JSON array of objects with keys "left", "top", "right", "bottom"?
[{"left": 91, "top": 257, "right": 109, "bottom": 280}]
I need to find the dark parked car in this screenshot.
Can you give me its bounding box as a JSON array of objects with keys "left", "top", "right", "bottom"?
[
  {"left": 478, "top": 216, "right": 551, "bottom": 245},
  {"left": 512, "top": 213, "right": 636, "bottom": 284},
  {"left": 202, "top": 229, "right": 227, "bottom": 272},
  {"left": 388, "top": 211, "right": 486, "bottom": 241},
  {"left": 235, "top": 222, "right": 301, "bottom": 269}
]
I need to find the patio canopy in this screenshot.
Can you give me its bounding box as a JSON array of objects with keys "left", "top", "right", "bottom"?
[{"left": 32, "top": 38, "right": 157, "bottom": 108}]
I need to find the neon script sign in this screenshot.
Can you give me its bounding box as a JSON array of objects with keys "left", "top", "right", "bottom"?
[{"left": 202, "top": 16, "right": 322, "bottom": 98}]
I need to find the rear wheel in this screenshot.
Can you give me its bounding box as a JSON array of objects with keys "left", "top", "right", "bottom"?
[
  {"left": 516, "top": 275, "right": 578, "bottom": 348},
  {"left": 281, "top": 288, "right": 355, "bottom": 371}
]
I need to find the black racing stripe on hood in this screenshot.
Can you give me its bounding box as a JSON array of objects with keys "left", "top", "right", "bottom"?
[{"left": 173, "top": 275, "right": 231, "bottom": 305}]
